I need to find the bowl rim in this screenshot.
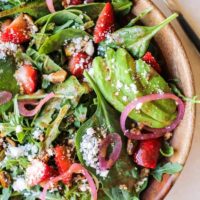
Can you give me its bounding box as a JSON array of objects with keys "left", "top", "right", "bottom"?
[{"left": 132, "top": 0, "right": 195, "bottom": 199}]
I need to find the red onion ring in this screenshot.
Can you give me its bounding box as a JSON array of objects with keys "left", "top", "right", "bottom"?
[
  {"left": 0, "top": 91, "right": 12, "bottom": 105},
  {"left": 40, "top": 163, "right": 97, "bottom": 200},
  {"left": 18, "top": 92, "right": 55, "bottom": 117},
  {"left": 98, "top": 133, "right": 122, "bottom": 170},
  {"left": 45, "top": 0, "right": 56, "bottom": 13},
  {"left": 120, "top": 93, "right": 185, "bottom": 140}
]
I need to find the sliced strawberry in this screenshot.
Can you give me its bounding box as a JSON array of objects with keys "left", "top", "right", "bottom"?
[
  {"left": 1, "top": 14, "right": 30, "bottom": 44},
  {"left": 68, "top": 52, "right": 92, "bottom": 77},
  {"left": 54, "top": 145, "right": 72, "bottom": 174},
  {"left": 93, "top": 2, "right": 115, "bottom": 43},
  {"left": 26, "top": 159, "right": 56, "bottom": 186},
  {"left": 62, "top": 0, "right": 83, "bottom": 8},
  {"left": 142, "top": 52, "right": 161, "bottom": 74},
  {"left": 15, "top": 64, "right": 38, "bottom": 94},
  {"left": 133, "top": 138, "right": 161, "bottom": 169}
]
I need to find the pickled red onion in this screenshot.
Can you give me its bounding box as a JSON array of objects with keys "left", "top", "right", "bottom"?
[
  {"left": 45, "top": 0, "right": 56, "bottom": 13},
  {"left": 18, "top": 92, "right": 55, "bottom": 117},
  {"left": 98, "top": 133, "right": 122, "bottom": 170},
  {"left": 0, "top": 91, "right": 12, "bottom": 105},
  {"left": 40, "top": 163, "right": 97, "bottom": 200},
  {"left": 120, "top": 93, "right": 185, "bottom": 140}
]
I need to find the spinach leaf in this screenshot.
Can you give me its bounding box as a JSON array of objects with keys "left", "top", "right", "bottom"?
[
  {"left": 151, "top": 162, "right": 183, "bottom": 181},
  {"left": 106, "top": 13, "right": 178, "bottom": 58},
  {"left": 160, "top": 141, "right": 174, "bottom": 157},
  {"left": 92, "top": 48, "right": 176, "bottom": 128},
  {"left": 0, "top": 57, "right": 19, "bottom": 94},
  {"left": 126, "top": 7, "right": 152, "bottom": 27},
  {"left": 67, "top": 1, "right": 132, "bottom": 20},
  {"left": 26, "top": 48, "right": 62, "bottom": 74},
  {"left": 76, "top": 72, "right": 137, "bottom": 199},
  {"left": 38, "top": 28, "right": 89, "bottom": 54},
  {"left": 0, "top": 0, "right": 61, "bottom": 18}
]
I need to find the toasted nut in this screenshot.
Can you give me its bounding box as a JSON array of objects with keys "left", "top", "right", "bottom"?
[
  {"left": 43, "top": 70, "right": 67, "bottom": 84},
  {"left": 0, "top": 149, "right": 5, "bottom": 161},
  {"left": 5, "top": 137, "right": 16, "bottom": 147},
  {"left": 164, "top": 132, "right": 172, "bottom": 140},
  {"left": 0, "top": 171, "right": 11, "bottom": 188},
  {"left": 140, "top": 168, "right": 150, "bottom": 178},
  {"left": 64, "top": 43, "right": 75, "bottom": 57},
  {"left": 127, "top": 139, "right": 138, "bottom": 155}
]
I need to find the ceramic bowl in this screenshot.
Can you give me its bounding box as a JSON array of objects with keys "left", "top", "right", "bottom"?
[{"left": 132, "top": 0, "right": 195, "bottom": 199}]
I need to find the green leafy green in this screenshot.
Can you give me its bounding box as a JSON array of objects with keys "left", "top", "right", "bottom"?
[
  {"left": 0, "top": 0, "right": 61, "bottom": 18},
  {"left": 26, "top": 48, "right": 62, "bottom": 74},
  {"left": 43, "top": 104, "right": 70, "bottom": 149},
  {"left": 67, "top": 1, "right": 132, "bottom": 20},
  {"left": 106, "top": 13, "right": 178, "bottom": 58},
  {"left": 92, "top": 48, "right": 176, "bottom": 128},
  {"left": 35, "top": 76, "right": 88, "bottom": 130},
  {"left": 126, "top": 8, "right": 152, "bottom": 27},
  {"left": 3, "top": 157, "right": 29, "bottom": 170},
  {"left": 151, "top": 162, "right": 183, "bottom": 181},
  {"left": 103, "top": 187, "right": 139, "bottom": 200},
  {"left": 39, "top": 28, "right": 89, "bottom": 54},
  {"left": 160, "top": 141, "right": 174, "bottom": 157},
  {"left": 0, "top": 57, "right": 19, "bottom": 94},
  {"left": 76, "top": 72, "right": 137, "bottom": 199},
  {"left": 0, "top": 188, "right": 12, "bottom": 200}
]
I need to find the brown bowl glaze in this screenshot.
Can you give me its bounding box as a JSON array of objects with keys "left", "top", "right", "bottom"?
[{"left": 132, "top": 0, "right": 195, "bottom": 199}]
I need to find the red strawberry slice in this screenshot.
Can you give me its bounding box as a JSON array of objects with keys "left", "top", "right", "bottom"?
[
  {"left": 68, "top": 52, "right": 92, "bottom": 77},
  {"left": 93, "top": 2, "right": 115, "bottom": 43},
  {"left": 62, "top": 0, "right": 83, "bottom": 8},
  {"left": 54, "top": 145, "right": 72, "bottom": 174},
  {"left": 133, "top": 138, "right": 161, "bottom": 169},
  {"left": 1, "top": 14, "right": 30, "bottom": 44},
  {"left": 142, "top": 52, "right": 161, "bottom": 74},
  {"left": 15, "top": 64, "right": 38, "bottom": 94},
  {"left": 26, "top": 159, "right": 56, "bottom": 186}
]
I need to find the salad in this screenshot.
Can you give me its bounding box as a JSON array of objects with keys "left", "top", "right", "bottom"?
[{"left": 0, "top": 0, "right": 185, "bottom": 199}]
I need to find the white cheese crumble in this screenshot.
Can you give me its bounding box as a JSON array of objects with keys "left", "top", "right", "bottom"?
[
  {"left": 12, "top": 177, "right": 28, "bottom": 192},
  {"left": 15, "top": 125, "right": 23, "bottom": 133},
  {"left": 5, "top": 144, "right": 38, "bottom": 161},
  {"left": 25, "top": 159, "right": 45, "bottom": 185},
  {"left": 116, "top": 80, "right": 123, "bottom": 90},
  {"left": 32, "top": 128, "right": 43, "bottom": 140},
  {"left": 0, "top": 41, "right": 18, "bottom": 59},
  {"left": 80, "top": 128, "right": 109, "bottom": 178},
  {"left": 135, "top": 103, "right": 143, "bottom": 110}
]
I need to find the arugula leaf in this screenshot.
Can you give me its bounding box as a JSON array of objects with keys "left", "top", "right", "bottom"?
[
  {"left": 160, "top": 141, "right": 174, "bottom": 157},
  {"left": 103, "top": 187, "right": 139, "bottom": 200},
  {"left": 38, "top": 28, "right": 89, "bottom": 54},
  {"left": 76, "top": 72, "right": 137, "bottom": 199},
  {"left": 26, "top": 48, "right": 62, "bottom": 74},
  {"left": 151, "top": 162, "right": 183, "bottom": 181},
  {"left": 3, "top": 157, "right": 29, "bottom": 170},
  {"left": 106, "top": 13, "right": 178, "bottom": 58},
  {"left": 43, "top": 104, "right": 70, "bottom": 149}
]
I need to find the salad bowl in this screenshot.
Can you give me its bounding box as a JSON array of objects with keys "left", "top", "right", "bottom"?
[
  {"left": 0, "top": 0, "right": 195, "bottom": 199},
  {"left": 133, "top": 0, "right": 195, "bottom": 199}
]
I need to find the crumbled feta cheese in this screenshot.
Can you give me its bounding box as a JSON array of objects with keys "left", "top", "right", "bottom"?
[
  {"left": 116, "top": 80, "right": 123, "bottom": 90},
  {"left": 135, "top": 103, "right": 143, "bottom": 110},
  {"left": 32, "top": 128, "right": 42, "bottom": 140},
  {"left": 6, "top": 145, "right": 24, "bottom": 158},
  {"left": 130, "top": 83, "right": 138, "bottom": 93},
  {"left": 26, "top": 159, "right": 45, "bottom": 186},
  {"left": 122, "top": 96, "right": 128, "bottom": 102},
  {"left": 15, "top": 125, "right": 23, "bottom": 133},
  {"left": 0, "top": 41, "right": 18, "bottom": 59},
  {"left": 80, "top": 128, "right": 109, "bottom": 178},
  {"left": 85, "top": 40, "right": 94, "bottom": 56},
  {"left": 12, "top": 177, "right": 27, "bottom": 192}
]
